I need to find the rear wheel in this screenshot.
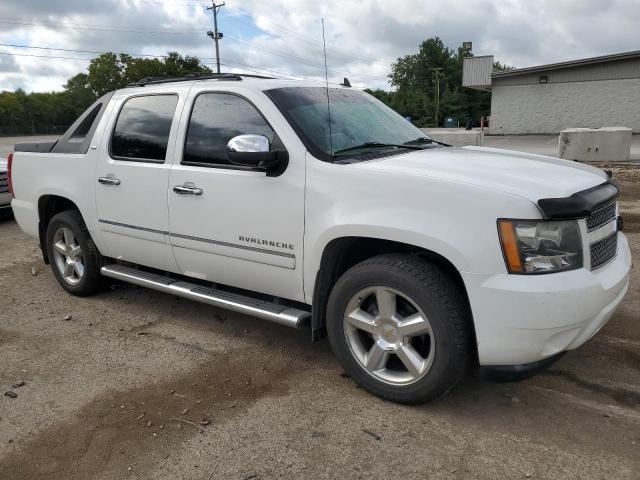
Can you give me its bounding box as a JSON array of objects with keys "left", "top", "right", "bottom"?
[
  {"left": 327, "top": 254, "right": 472, "bottom": 404},
  {"left": 46, "top": 210, "right": 103, "bottom": 296}
]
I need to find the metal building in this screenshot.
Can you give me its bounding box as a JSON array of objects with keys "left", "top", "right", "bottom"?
[{"left": 463, "top": 51, "right": 640, "bottom": 134}]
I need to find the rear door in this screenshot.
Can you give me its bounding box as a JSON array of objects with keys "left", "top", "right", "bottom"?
[{"left": 95, "top": 89, "right": 187, "bottom": 272}]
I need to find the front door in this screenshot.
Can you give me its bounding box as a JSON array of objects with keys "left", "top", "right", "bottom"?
[
  {"left": 95, "top": 91, "right": 184, "bottom": 272},
  {"left": 167, "top": 91, "right": 305, "bottom": 301}
]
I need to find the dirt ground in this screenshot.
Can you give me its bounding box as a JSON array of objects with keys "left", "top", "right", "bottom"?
[{"left": 1, "top": 166, "right": 639, "bottom": 480}]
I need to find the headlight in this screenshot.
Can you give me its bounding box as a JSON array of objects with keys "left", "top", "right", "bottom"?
[{"left": 498, "top": 219, "right": 583, "bottom": 274}]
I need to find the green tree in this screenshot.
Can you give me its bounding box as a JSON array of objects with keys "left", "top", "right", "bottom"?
[
  {"left": 63, "top": 73, "right": 97, "bottom": 121},
  {"left": 87, "top": 53, "right": 125, "bottom": 97},
  {"left": 371, "top": 37, "right": 504, "bottom": 127},
  {"left": 87, "top": 52, "right": 211, "bottom": 96}
]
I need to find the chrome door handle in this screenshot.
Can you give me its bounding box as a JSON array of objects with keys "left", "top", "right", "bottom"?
[
  {"left": 173, "top": 185, "right": 203, "bottom": 195},
  {"left": 98, "top": 176, "right": 121, "bottom": 186}
]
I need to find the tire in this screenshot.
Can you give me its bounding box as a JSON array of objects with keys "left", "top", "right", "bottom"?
[
  {"left": 326, "top": 253, "right": 472, "bottom": 404},
  {"left": 46, "top": 210, "right": 103, "bottom": 296}
]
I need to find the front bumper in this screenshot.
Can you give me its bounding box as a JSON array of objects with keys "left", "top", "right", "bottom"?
[
  {"left": 463, "top": 232, "right": 631, "bottom": 366},
  {"left": 479, "top": 352, "right": 566, "bottom": 382}
]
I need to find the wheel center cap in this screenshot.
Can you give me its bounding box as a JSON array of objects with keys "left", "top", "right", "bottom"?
[{"left": 379, "top": 324, "right": 399, "bottom": 345}]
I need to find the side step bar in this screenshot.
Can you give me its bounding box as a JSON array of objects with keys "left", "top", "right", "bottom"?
[{"left": 101, "top": 265, "right": 311, "bottom": 328}]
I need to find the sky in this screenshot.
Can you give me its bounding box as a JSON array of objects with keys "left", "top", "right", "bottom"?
[{"left": 0, "top": 0, "right": 639, "bottom": 92}]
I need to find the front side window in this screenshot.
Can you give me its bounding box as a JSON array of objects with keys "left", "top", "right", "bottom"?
[
  {"left": 111, "top": 94, "right": 178, "bottom": 162},
  {"left": 265, "top": 87, "right": 429, "bottom": 161},
  {"left": 183, "top": 93, "right": 274, "bottom": 167}
]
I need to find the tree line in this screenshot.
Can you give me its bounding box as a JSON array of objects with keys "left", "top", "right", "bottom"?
[
  {"left": 0, "top": 52, "right": 210, "bottom": 136},
  {"left": 0, "top": 37, "right": 507, "bottom": 136}
]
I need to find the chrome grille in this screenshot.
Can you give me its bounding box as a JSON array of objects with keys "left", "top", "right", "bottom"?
[
  {"left": 0, "top": 172, "right": 8, "bottom": 193},
  {"left": 590, "top": 232, "right": 618, "bottom": 270},
  {"left": 587, "top": 202, "right": 616, "bottom": 232}
]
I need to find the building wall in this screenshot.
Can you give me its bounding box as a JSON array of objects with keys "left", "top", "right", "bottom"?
[{"left": 490, "top": 78, "right": 640, "bottom": 134}]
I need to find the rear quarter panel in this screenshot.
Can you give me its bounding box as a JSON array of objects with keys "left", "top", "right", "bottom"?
[
  {"left": 11, "top": 97, "right": 118, "bottom": 252},
  {"left": 11, "top": 152, "right": 101, "bottom": 247}
]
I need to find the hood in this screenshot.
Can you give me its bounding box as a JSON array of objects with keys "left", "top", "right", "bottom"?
[{"left": 354, "top": 146, "right": 608, "bottom": 203}]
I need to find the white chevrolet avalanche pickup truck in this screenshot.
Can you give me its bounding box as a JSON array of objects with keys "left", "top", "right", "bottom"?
[{"left": 8, "top": 73, "right": 631, "bottom": 403}]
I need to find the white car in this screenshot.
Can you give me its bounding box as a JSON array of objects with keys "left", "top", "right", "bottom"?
[
  {"left": 0, "top": 157, "right": 11, "bottom": 216},
  {"left": 8, "top": 74, "right": 631, "bottom": 403}
]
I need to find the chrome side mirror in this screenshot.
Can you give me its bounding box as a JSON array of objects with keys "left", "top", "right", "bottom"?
[
  {"left": 226, "top": 134, "right": 270, "bottom": 154},
  {"left": 226, "top": 134, "right": 288, "bottom": 173},
  {"left": 226, "top": 134, "right": 279, "bottom": 168}
]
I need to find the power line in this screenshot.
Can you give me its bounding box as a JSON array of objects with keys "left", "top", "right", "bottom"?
[
  {"left": 0, "top": 43, "right": 361, "bottom": 76},
  {"left": 222, "top": 5, "right": 379, "bottom": 65},
  {"left": 0, "top": 17, "right": 208, "bottom": 32},
  {"left": 0, "top": 43, "right": 175, "bottom": 59},
  {"left": 0, "top": 19, "right": 206, "bottom": 35},
  {"left": 0, "top": 51, "right": 92, "bottom": 61},
  {"left": 123, "top": 0, "right": 210, "bottom": 7},
  {"left": 221, "top": 11, "right": 377, "bottom": 65},
  {"left": 220, "top": 59, "right": 364, "bottom": 88},
  {"left": 0, "top": 48, "right": 358, "bottom": 88},
  {"left": 0, "top": 10, "right": 381, "bottom": 66},
  {"left": 0, "top": 19, "right": 388, "bottom": 82},
  {"left": 218, "top": 60, "right": 308, "bottom": 80},
  {"left": 0, "top": 10, "right": 391, "bottom": 84},
  {"left": 224, "top": 34, "right": 388, "bottom": 83},
  {"left": 0, "top": 50, "right": 360, "bottom": 89}
]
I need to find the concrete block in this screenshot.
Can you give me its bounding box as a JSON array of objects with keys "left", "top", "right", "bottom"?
[
  {"left": 558, "top": 127, "right": 632, "bottom": 162},
  {"left": 420, "top": 129, "right": 484, "bottom": 147}
]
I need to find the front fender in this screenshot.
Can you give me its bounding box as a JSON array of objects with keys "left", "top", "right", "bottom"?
[{"left": 303, "top": 155, "right": 542, "bottom": 303}]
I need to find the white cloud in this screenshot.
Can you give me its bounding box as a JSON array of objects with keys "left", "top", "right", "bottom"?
[{"left": 0, "top": 0, "right": 638, "bottom": 92}]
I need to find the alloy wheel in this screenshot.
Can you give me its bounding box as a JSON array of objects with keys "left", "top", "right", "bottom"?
[
  {"left": 343, "top": 286, "right": 436, "bottom": 386},
  {"left": 52, "top": 227, "right": 85, "bottom": 285}
]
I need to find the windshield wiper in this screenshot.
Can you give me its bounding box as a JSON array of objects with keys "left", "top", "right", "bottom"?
[
  {"left": 404, "top": 136, "right": 450, "bottom": 147},
  {"left": 333, "top": 142, "right": 423, "bottom": 156}
]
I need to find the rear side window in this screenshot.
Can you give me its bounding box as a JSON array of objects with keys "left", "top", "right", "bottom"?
[
  {"left": 50, "top": 92, "right": 114, "bottom": 155},
  {"left": 111, "top": 94, "right": 178, "bottom": 162},
  {"left": 72, "top": 103, "right": 102, "bottom": 139},
  {"left": 183, "top": 93, "right": 273, "bottom": 167}
]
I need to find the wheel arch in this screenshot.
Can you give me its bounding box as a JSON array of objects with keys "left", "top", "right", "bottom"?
[
  {"left": 37, "top": 195, "right": 82, "bottom": 264},
  {"left": 310, "top": 236, "right": 478, "bottom": 363}
]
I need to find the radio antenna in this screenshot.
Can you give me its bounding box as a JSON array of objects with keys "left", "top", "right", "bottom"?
[{"left": 321, "top": 18, "right": 333, "bottom": 156}]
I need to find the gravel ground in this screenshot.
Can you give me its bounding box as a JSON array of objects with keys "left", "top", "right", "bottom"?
[{"left": 0, "top": 171, "right": 639, "bottom": 479}]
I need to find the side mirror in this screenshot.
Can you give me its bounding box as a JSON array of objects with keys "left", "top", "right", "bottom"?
[{"left": 226, "top": 134, "right": 283, "bottom": 168}]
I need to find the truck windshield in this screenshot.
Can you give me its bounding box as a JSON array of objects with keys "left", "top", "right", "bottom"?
[{"left": 264, "top": 87, "right": 431, "bottom": 162}]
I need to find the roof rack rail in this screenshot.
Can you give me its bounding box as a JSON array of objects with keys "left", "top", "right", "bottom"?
[{"left": 126, "top": 72, "right": 274, "bottom": 87}]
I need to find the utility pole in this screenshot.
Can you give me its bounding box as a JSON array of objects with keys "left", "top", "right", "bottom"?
[
  {"left": 431, "top": 68, "right": 443, "bottom": 127},
  {"left": 206, "top": 1, "right": 225, "bottom": 73}
]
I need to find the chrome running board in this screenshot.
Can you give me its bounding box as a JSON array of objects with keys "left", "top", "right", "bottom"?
[{"left": 100, "top": 265, "right": 310, "bottom": 328}]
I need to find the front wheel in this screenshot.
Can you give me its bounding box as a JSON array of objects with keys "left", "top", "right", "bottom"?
[
  {"left": 326, "top": 254, "right": 472, "bottom": 404},
  {"left": 46, "top": 210, "right": 103, "bottom": 296}
]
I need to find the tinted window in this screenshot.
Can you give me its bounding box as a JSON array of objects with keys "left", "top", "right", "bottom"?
[
  {"left": 111, "top": 95, "right": 178, "bottom": 162},
  {"left": 183, "top": 93, "right": 273, "bottom": 166},
  {"left": 72, "top": 103, "right": 102, "bottom": 138}
]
